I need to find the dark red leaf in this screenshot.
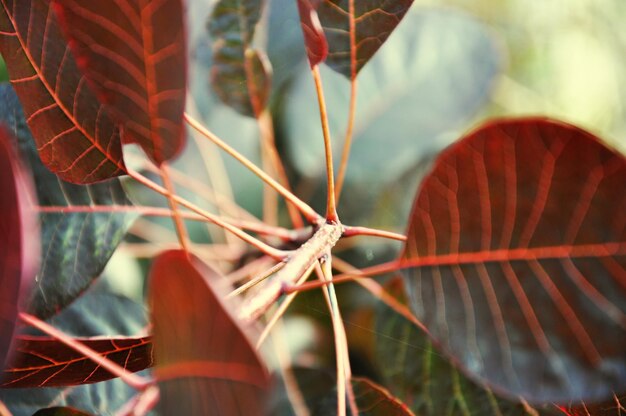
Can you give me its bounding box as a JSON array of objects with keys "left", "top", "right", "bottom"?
[
  {"left": 0, "top": 335, "right": 152, "bottom": 388},
  {"left": 32, "top": 406, "right": 93, "bottom": 415},
  {"left": 149, "top": 250, "right": 270, "bottom": 415},
  {"left": 0, "top": 0, "right": 126, "bottom": 183},
  {"left": 401, "top": 117, "right": 626, "bottom": 404},
  {"left": 317, "top": 0, "right": 414, "bottom": 77},
  {"left": 351, "top": 377, "right": 414, "bottom": 415},
  {"left": 0, "top": 128, "right": 38, "bottom": 370},
  {"left": 296, "top": 0, "right": 328, "bottom": 68},
  {"left": 53, "top": 0, "right": 187, "bottom": 164}
]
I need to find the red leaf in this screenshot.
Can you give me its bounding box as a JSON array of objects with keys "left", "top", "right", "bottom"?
[
  {"left": 317, "top": 0, "right": 414, "bottom": 77},
  {"left": 32, "top": 407, "right": 93, "bottom": 416},
  {"left": 401, "top": 117, "right": 626, "bottom": 404},
  {"left": 53, "top": 0, "right": 187, "bottom": 164},
  {"left": 296, "top": 0, "right": 328, "bottom": 68},
  {"left": 351, "top": 377, "right": 414, "bottom": 415},
  {"left": 149, "top": 250, "right": 270, "bottom": 415},
  {"left": 0, "top": 128, "right": 38, "bottom": 370},
  {"left": 0, "top": 0, "right": 126, "bottom": 183},
  {"left": 0, "top": 335, "right": 153, "bottom": 388}
]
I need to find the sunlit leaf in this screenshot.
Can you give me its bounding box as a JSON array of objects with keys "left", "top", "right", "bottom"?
[
  {"left": 0, "top": 84, "right": 136, "bottom": 319},
  {"left": 0, "top": 0, "right": 126, "bottom": 183},
  {"left": 401, "top": 117, "right": 626, "bottom": 404},
  {"left": 208, "top": 0, "right": 272, "bottom": 117},
  {"left": 296, "top": 0, "right": 328, "bottom": 68},
  {"left": 284, "top": 8, "right": 500, "bottom": 226},
  {"left": 374, "top": 278, "right": 550, "bottom": 415},
  {"left": 149, "top": 250, "right": 270, "bottom": 415},
  {"left": 0, "top": 127, "right": 38, "bottom": 371},
  {"left": 317, "top": 0, "right": 413, "bottom": 77},
  {"left": 53, "top": 0, "right": 187, "bottom": 164},
  {"left": 0, "top": 287, "right": 147, "bottom": 416}
]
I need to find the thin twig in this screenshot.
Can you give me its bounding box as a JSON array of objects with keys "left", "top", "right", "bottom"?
[
  {"left": 259, "top": 109, "right": 304, "bottom": 228},
  {"left": 342, "top": 225, "right": 406, "bottom": 241},
  {"left": 115, "top": 385, "right": 160, "bottom": 416},
  {"left": 127, "top": 167, "right": 288, "bottom": 260},
  {"left": 185, "top": 112, "right": 321, "bottom": 223},
  {"left": 19, "top": 313, "right": 150, "bottom": 391},
  {"left": 186, "top": 98, "right": 239, "bottom": 248},
  {"left": 311, "top": 66, "right": 338, "bottom": 222},
  {"left": 332, "top": 257, "right": 430, "bottom": 334},
  {"left": 283, "top": 259, "right": 401, "bottom": 294},
  {"left": 126, "top": 153, "right": 260, "bottom": 223},
  {"left": 316, "top": 258, "right": 358, "bottom": 416},
  {"left": 228, "top": 262, "right": 285, "bottom": 298},
  {"left": 226, "top": 256, "right": 274, "bottom": 283},
  {"left": 238, "top": 222, "right": 343, "bottom": 322},
  {"left": 160, "top": 163, "right": 190, "bottom": 252},
  {"left": 255, "top": 264, "right": 316, "bottom": 349},
  {"left": 335, "top": 0, "right": 357, "bottom": 203}
]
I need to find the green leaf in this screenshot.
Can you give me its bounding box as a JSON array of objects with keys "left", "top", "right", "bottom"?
[
  {"left": 0, "top": 84, "right": 136, "bottom": 319},
  {"left": 318, "top": 0, "right": 413, "bottom": 77},
  {"left": 208, "top": 0, "right": 272, "bottom": 117},
  {"left": 373, "top": 279, "right": 552, "bottom": 416}
]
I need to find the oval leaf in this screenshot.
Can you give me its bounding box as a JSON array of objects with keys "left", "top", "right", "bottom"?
[
  {"left": 208, "top": 0, "right": 272, "bottom": 117},
  {"left": 0, "top": 84, "right": 136, "bottom": 319},
  {"left": 53, "top": 0, "right": 187, "bottom": 164},
  {"left": 0, "top": 128, "right": 38, "bottom": 370},
  {"left": 297, "top": 0, "right": 328, "bottom": 68},
  {"left": 0, "top": 0, "right": 126, "bottom": 183},
  {"left": 1, "top": 335, "right": 152, "bottom": 388},
  {"left": 149, "top": 250, "right": 270, "bottom": 415},
  {"left": 374, "top": 278, "right": 547, "bottom": 415},
  {"left": 401, "top": 117, "right": 626, "bottom": 403},
  {"left": 0, "top": 289, "right": 147, "bottom": 415},
  {"left": 317, "top": 0, "right": 413, "bottom": 77}
]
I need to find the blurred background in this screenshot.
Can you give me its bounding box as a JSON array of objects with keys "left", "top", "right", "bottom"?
[{"left": 1, "top": 0, "right": 624, "bottom": 411}]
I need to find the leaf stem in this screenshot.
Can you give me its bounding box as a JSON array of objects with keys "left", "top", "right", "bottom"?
[
  {"left": 316, "top": 258, "right": 358, "bottom": 416},
  {"left": 38, "top": 205, "right": 294, "bottom": 240},
  {"left": 185, "top": 112, "right": 321, "bottom": 223},
  {"left": 127, "top": 153, "right": 260, "bottom": 223},
  {"left": 19, "top": 313, "right": 150, "bottom": 391},
  {"left": 255, "top": 263, "right": 316, "bottom": 349},
  {"left": 227, "top": 262, "right": 286, "bottom": 299},
  {"left": 311, "top": 66, "right": 338, "bottom": 222},
  {"left": 239, "top": 222, "right": 344, "bottom": 322},
  {"left": 258, "top": 109, "right": 304, "bottom": 228},
  {"left": 283, "top": 259, "right": 401, "bottom": 293},
  {"left": 342, "top": 225, "right": 407, "bottom": 241},
  {"left": 333, "top": 257, "right": 430, "bottom": 334},
  {"left": 159, "top": 163, "right": 190, "bottom": 252},
  {"left": 127, "top": 167, "right": 288, "bottom": 260},
  {"left": 335, "top": 0, "right": 357, "bottom": 203}
]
